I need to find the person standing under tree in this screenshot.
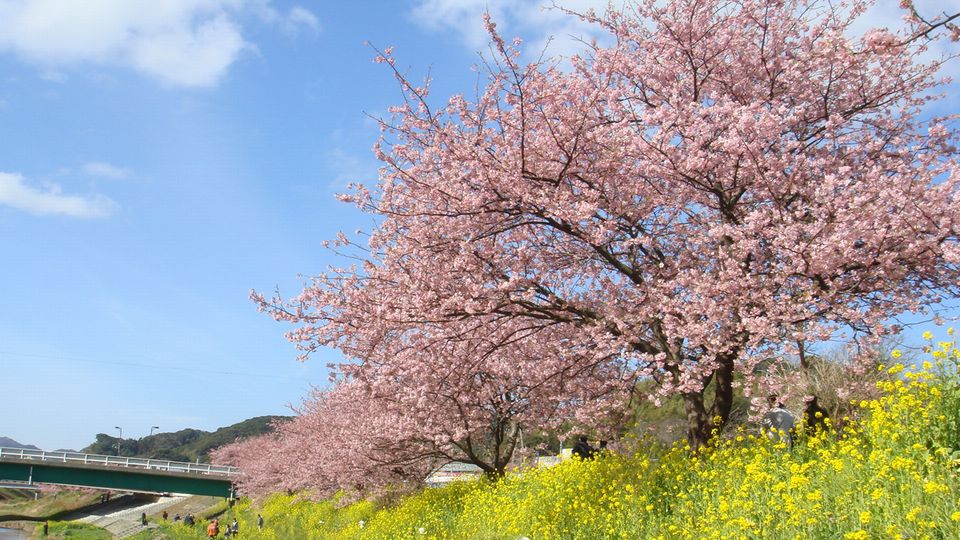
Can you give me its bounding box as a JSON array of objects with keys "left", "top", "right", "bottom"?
[
  {"left": 762, "top": 395, "right": 797, "bottom": 449},
  {"left": 803, "top": 395, "right": 830, "bottom": 434},
  {"left": 572, "top": 436, "right": 595, "bottom": 460}
]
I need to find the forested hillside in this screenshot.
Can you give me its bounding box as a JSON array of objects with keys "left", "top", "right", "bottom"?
[{"left": 81, "top": 416, "right": 288, "bottom": 463}]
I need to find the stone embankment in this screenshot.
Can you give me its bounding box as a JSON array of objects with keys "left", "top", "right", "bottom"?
[{"left": 74, "top": 495, "right": 187, "bottom": 538}]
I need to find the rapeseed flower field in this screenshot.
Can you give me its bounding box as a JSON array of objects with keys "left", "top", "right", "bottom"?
[{"left": 146, "top": 338, "right": 960, "bottom": 539}]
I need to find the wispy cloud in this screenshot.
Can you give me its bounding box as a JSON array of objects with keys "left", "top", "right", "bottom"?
[
  {"left": 324, "top": 146, "right": 378, "bottom": 191},
  {"left": 287, "top": 6, "right": 320, "bottom": 34},
  {"left": 82, "top": 161, "right": 131, "bottom": 180},
  {"left": 0, "top": 172, "right": 116, "bottom": 218},
  {"left": 410, "top": 0, "right": 612, "bottom": 56},
  {"left": 0, "top": 1, "right": 320, "bottom": 88},
  {"left": 259, "top": 5, "right": 321, "bottom": 36}
]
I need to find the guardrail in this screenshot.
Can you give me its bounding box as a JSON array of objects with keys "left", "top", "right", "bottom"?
[{"left": 0, "top": 447, "right": 237, "bottom": 477}]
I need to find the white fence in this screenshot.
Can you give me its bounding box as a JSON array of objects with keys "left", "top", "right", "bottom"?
[{"left": 0, "top": 447, "right": 237, "bottom": 477}]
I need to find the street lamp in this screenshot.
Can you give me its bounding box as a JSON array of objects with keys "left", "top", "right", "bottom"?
[
  {"left": 114, "top": 426, "right": 122, "bottom": 455},
  {"left": 149, "top": 426, "right": 159, "bottom": 436}
]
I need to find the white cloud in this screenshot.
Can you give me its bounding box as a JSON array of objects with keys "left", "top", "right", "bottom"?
[
  {"left": 83, "top": 161, "right": 131, "bottom": 180},
  {"left": 411, "top": 0, "right": 509, "bottom": 49},
  {"left": 130, "top": 13, "right": 247, "bottom": 87},
  {"left": 250, "top": 3, "right": 320, "bottom": 36},
  {"left": 0, "top": 1, "right": 320, "bottom": 88},
  {"left": 0, "top": 172, "right": 117, "bottom": 218},
  {"left": 410, "top": 0, "right": 613, "bottom": 56},
  {"left": 286, "top": 6, "right": 320, "bottom": 34}
]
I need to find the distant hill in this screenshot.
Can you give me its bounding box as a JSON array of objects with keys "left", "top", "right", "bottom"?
[
  {"left": 80, "top": 415, "right": 289, "bottom": 463},
  {"left": 0, "top": 437, "right": 39, "bottom": 450}
]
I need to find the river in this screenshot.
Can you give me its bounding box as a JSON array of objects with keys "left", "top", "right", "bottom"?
[{"left": 0, "top": 527, "right": 26, "bottom": 539}]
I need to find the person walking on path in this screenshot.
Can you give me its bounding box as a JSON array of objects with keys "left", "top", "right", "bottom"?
[
  {"left": 257, "top": 514, "right": 264, "bottom": 531},
  {"left": 207, "top": 518, "right": 220, "bottom": 538}
]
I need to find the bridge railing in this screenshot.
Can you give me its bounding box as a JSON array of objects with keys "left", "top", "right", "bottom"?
[{"left": 0, "top": 447, "right": 238, "bottom": 477}]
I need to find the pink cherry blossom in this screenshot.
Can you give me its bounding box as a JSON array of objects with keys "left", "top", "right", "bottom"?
[{"left": 253, "top": 0, "right": 960, "bottom": 466}]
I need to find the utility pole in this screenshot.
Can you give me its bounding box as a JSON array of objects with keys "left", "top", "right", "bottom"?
[{"left": 114, "top": 426, "right": 123, "bottom": 455}]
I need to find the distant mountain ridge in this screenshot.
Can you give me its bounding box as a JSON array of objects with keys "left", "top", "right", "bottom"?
[
  {"left": 0, "top": 437, "right": 40, "bottom": 450},
  {"left": 80, "top": 415, "right": 289, "bottom": 463}
]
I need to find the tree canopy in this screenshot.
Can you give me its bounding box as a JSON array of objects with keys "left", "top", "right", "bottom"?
[{"left": 236, "top": 0, "right": 960, "bottom": 496}]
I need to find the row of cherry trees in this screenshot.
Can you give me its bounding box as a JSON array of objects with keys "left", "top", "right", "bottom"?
[
  {"left": 216, "top": 0, "right": 959, "bottom": 497},
  {"left": 213, "top": 333, "right": 631, "bottom": 498}
]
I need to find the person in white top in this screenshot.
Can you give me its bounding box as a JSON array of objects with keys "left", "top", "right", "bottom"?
[{"left": 762, "top": 395, "right": 797, "bottom": 449}]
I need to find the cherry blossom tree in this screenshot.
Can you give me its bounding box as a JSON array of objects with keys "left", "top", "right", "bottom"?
[
  {"left": 211, "top": 432, "right": 299, "bottom": 499},
  {"left": 262, "top": 0, "right": 960, "bottom": 451},
  {"left": 216, "top": 328, "right": 632, "bottom": 496},
  {"left": 215, "top": 382, "right": 430, "bottom": 499}
]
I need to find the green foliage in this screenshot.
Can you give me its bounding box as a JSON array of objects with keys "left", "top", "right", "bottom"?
[
  {"left": 134, "top": 343, "right": 960, "bottom": 540},
  {"left": 44, "top": 521, "right": 111, "bottom": 539},
  {"left": 126, "top": 340, "right": 960, "bottom": 540},
  {"left": 627, "top": 376, "right": 752, "bottom": 446},
  {"left": 80, "top": 416, "right": 288, "bottom": 462},
  {"left": 919, "top": 337, "right": 960, "bottom": 460},
  {"left": 128, "top": 522, "right": 209, "bottom": 540}
]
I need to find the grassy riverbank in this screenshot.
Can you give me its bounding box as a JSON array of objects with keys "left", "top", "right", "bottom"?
[
  {"left": 130, "top": 342, "right": 960, "bottom": 540},
  {"left": 0, "top": 490, "right": 101, "bottom": 521}
]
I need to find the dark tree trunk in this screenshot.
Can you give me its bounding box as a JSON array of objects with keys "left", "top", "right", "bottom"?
[
  {"left": 709, "top": 355, "right": 735, "bottom": 425},
  {"left": 683, "top": 390, "right": 711, "bottom": 451},
  {"left": 683, "top": 355, "right": 736, "bottom": 451}
]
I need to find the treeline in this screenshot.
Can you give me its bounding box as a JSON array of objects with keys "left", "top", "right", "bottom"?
[{"left": 82, "top": 415, "right": 288, "bottom": 463}]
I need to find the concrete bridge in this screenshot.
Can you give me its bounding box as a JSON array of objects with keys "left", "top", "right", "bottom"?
[{"left": 0, "top": 447, "right": 237, "bottom": 498}]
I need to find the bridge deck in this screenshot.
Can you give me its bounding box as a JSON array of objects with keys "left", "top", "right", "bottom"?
[
  {"left": 0, "top": 447, "right": 237, "bottom": 477},
  {"left": 0, "top": 447, "right": 238, "bottom": 497}
]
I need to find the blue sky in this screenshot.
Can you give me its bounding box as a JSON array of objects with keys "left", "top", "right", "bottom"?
[{"left": 0, "top": 0, "right": 957, "bottom": 451}]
